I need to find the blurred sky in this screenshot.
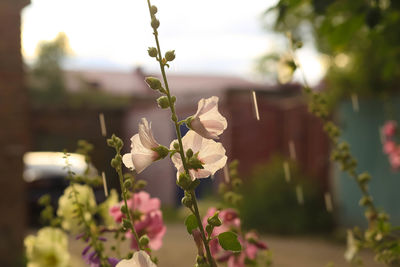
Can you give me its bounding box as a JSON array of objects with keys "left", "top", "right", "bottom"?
[{"left": 21, "top": 0, "right": 326, "bottom": 85}]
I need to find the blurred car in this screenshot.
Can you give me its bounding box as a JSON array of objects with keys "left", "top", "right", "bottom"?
[{"left": 23, "top": 151, "right": 100, "bottom": 226}]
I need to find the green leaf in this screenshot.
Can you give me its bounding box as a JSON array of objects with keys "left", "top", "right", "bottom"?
[
  {"left": 218, "top": 231, "right": 242, "bottom": 252},
  {"left": 185, "top": 214, "right": 198, "bottom": 234}
]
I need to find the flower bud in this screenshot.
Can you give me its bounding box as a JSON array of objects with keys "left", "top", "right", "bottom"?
[
  {"left": 171, "top": 96, "right": 176, "bottom": 104},
  {"left": 147, "top": 47, "right": 158, "bottom": 58},
  {"left": 123, "top": 179, "right": 132, "bottom": 189},
  {"left": 357, "top": 172, "right": 371, "bottom": 184},
  {"left": 150, "top": 5, "right": 158, "bottom": 15},
  {"left": 157, "top": 96, "right": 170, "bottom": 109},
  {"left": 165, "top": 50, "right": 176, "bottom": 61},
  {"left": 359, "top": 196, "right": 373, "bottom": 206},
  {"left": 181, "top": 196, "right": 192, "bottom": 208},
  {"left": 120, "top": 205, "right": 128, "bottom": 214},
  {"left": 207, "top": 212, "right": 222, "bottom": 227},
  {"left": 173, "top": 142, "right": 180, "bottom": 150},
  {"left": 139, "top": 235, "right": 150, "bottom": 246},
  {"left": 122, "top": 218, "right": 132, "bottom": 229},
  {"left": 177, "top": 173, "right": 192, "bottom": 190},
  {"left": 188, "top": 156, "right": 204, "bottom": 170},
  {"left": 135, "top": 180, "right": 147, "bottom": 190},
  {"left": 151, "top": 18, "right": 160, "bottom": 29},
  {"left": 205, "top": 224, "right": 213, "bottom": 237},
  {"left": 186, "top": 148, "right": 194, "bottom": 158},
  {"left": 231, "top": 178, "right": 242, "bottom": 189},
  {"left": 152, "top": 145, "right": 169, "bottom": 159},
  {"left": 145, "top": 77, "right": 162, "bottom": 90}
]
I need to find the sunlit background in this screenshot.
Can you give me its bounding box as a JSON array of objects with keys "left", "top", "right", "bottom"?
[{"left": 21, "top": 0, "right": 326, "bottom": 85}]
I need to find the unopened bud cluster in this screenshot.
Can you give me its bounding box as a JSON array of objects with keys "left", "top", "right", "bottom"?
[{"left": 218, "top": 160, "right": 243, "bottom": 207}]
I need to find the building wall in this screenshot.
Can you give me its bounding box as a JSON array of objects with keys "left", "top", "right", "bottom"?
[{"left": 0, "top": 0, "right": 30, "bottom": 265}]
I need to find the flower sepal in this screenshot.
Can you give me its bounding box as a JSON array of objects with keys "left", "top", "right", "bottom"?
[{"left": 152, "top": 145, "right": 170, "bottom": 160}]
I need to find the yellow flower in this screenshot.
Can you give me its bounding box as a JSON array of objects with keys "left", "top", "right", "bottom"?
[
  {"left": 24, "top": 227, "right": 70, "bottom": 267},
  {"left": 57, "top": 184, "right": 97, "bottom": 233}
]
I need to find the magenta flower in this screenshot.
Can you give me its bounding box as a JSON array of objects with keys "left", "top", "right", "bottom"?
[
  {"left": 109, "top": 191, "right": 166, "bottom": 251},
  {"left": 384, "top": 141, "right": 396, "bottom": 155},
  {"left": 383, "top": 120, "right": 397, "bottom": 137}
]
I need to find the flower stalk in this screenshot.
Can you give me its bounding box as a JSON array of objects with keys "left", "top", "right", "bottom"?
[
  {"left": 145, "top": 1, "right": 217, "bottom": 265},
  {"left": 107, "top": 135, "right": 143, "bottom": 251}
]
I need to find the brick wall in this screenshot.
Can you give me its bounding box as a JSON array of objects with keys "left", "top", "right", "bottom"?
[
  {"left": 225, "top": 88, "right": 330, "bottom": 189},
  {"left": 0, "top": 0, "right": 30, "bottom": 265}
]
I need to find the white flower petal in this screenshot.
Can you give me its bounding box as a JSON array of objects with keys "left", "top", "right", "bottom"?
[
  {"left": 190, "top": 96, "right": 227, "bottom": 139},
  {"left": 116, "top": 251, "right": 157, "bottom": 267},
  {"left": 138, "top": 118, "right": 159, "bottom": 149},
  {"left": 122, "top": 153, "right": 135, "bottom": 170},
  {"left": 170, "top": 131, "right": 226, "bottom": 180}
]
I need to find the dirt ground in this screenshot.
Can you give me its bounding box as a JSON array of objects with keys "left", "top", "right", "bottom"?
[{"left": 66, "top": 223, "right": 384, "bottom": 267}]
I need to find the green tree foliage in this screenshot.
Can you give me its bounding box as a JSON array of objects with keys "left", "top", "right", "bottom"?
[
  {"left": 266, "top": 0, "right": 400, "bottom": 102},
  {"left": 29, "top": 32, "right": 69, "bottom": 104}
]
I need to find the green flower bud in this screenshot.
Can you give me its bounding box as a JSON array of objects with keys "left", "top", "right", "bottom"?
[
  {"left": 152, "top": 145, "right": 169, "bottom": 159},
  {"left": 165, "top": 50, "right": 176, "bottom": 61},
  {"left": 188, "top": 156, "right": 204, "bottom": 170},
  {"left": 151, "top": 18, "right": 160, "bottom": 29},
  {"left": 120, "top": 205, "right": 128, "bottom": 214},
  {"left": 171, "top": 96, "right": 176, "bottom": 104},
  {"left": 186, "top": 148, "right": 194, "bottom": 158},
  {"left": 150, "top": 5, "right": 158, "bottom": 15},
  {"left": 359, "top": 196, "right": 373, "bottom": 206},
  {"left": 145, "top": 77, "right": 162, "bottom": 90},
  {"left": 173, "top": 142, "right": 180, "bottom": 150},
  {"left": 358, "top": 172, "right": 371, "bottom": 184},
  {"left": 181, "top": 196, "right": 192, "bottom": 208},
  {"left": 135, "top": 180, "right": 147, "bottom": 190},
  {"left": 139, "top": 235, "right": 150, "bottom": 246},
  {"left": 231, "top": 179, "right": 242, "bottom": 190},
  {"left": 111, "top": 158, "right": 119, "bottom": 168},
  {"left": 122, "top": 219, "right": 132, "bottom": 229},
  {"left": 207, "top": 212, "right": 222, "bottom": 227},
  {"left": 156, "top": 96, "right": 170, "bottom": 109},
  {"left": 206, "top": 224, "right": 213, "bottom": 237},
  {"left": 177, "top": 173, "right": 192, "bottom": 190},
  {"left": 147, "top": 47, "right": 158, "bottom": 58},
  {"left": 124, "top": 179, "right": 132, "bottom": 189}
]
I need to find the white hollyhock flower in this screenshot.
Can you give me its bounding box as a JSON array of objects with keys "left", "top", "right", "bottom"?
[
  {"left": 170, "top": 130, "right": 227, "bottom": 180},
  {"left": 116, "top": 251, "right": 157, "bottom": 267},
  {"left": 188, "top": 96, "right": 227, "bottom": 139},
  {"left": 123, "top": 118, "right": 167, "bottom": 174}
]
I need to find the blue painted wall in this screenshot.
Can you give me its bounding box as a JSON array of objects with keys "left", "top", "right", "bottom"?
[{"left": 334, "top": 98, "right": 400, "bottom": 227}]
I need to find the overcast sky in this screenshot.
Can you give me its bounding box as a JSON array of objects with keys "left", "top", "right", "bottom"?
[{"left": 21, "top": 0, "right": 325, "bottom": 85}]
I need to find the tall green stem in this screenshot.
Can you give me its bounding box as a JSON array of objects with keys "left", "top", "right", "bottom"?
[
  {"left": 145, "top": 1, "right": 217, "bottom": 265},
  {"left": 116, "top": 164, "right": 142, "bottom": 250}
]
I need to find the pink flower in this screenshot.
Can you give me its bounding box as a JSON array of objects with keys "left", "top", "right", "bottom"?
[
  {"left": 384, "top": 141, "right": 396, "bottom": 154},
  {"left": 109, "top": 191, "right": 160, "bottom": 223},
  {"left": 170, "top": 130, "right": 227, "bottom": 180},
  {"left": 188, "top": 96, "right": 227, "bottom": 139},
  {"left": 383, "top": 120, "right": 397, "bottom": 137},
  {"left": 110, "top": 191, "right": 166, "bottom": 251},
  {"left": 389, "top": 150, "right": 400, "bottom": 170},
  {"left": 122, "top": 118, "right": 162, "bottom": 173}
]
